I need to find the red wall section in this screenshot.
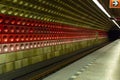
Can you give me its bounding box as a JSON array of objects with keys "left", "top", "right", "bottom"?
[{"left": 0, "top": 14, "right": 107, "bottom": 53}]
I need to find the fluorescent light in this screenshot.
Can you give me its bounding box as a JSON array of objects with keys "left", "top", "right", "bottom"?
[
  {"left": 112, "top": 20, "right": 120, "bottom": 28},
  {"left": 92, "top": 0, "right": 111, "bottom": 18},
  {"left": 92, "top": 0, "right": 120, "bottom": 29}
]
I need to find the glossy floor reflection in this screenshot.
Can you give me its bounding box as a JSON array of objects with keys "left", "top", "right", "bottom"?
[{"left": 43, "top": 39, "right": 120, "bottom": 80}]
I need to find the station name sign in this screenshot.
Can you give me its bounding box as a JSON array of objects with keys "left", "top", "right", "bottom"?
[{"left": 110, "top": 0, "right": 120, "bottom": 8}]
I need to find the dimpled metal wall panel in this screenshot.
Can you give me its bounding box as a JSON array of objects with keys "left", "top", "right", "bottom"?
[{"left": 0, "top": 0, "right": 109, "bottom": 75}]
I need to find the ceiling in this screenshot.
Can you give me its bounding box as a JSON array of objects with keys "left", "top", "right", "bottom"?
[
  {"left": 69, "top": 0, "right": 114, "bottom": 31},
  {"left": 60, "top": 0, "right": 115, "bottom": 31},
  {"left": 100, "top": 0, "right": 120, "bottom": 30},
  {"left": 100, "top": 0, "right": 120, "bottom": 17},
  {"left": 0, "top": 0, "right": 116, "bottom": 31}
]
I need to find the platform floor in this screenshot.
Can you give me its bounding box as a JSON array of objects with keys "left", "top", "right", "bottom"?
[{"left": 43, "top": 39, "right": 120, "bottom": 80}]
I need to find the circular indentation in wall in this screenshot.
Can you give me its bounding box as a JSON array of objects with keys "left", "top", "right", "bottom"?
[
  {"left": 3, "top": 45, "right": 8, "bottom": 52},
  {"left": 10, "top": 45, "right": 14, "bottom": 51},
  {"left": 16, "top": 44, "right": 20, "bottom": 50},
  {"left": 20, "top": 44, "right": 24, "bottom": 50}
]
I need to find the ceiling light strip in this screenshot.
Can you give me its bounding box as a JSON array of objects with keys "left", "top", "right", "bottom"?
[
  {"left": 112, "top": 20, "right": 120, "bottom": 28},
  {"left": 92, "top": 0, "right": 120, "bottom": 29}
]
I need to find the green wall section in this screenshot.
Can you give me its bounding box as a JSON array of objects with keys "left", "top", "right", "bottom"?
[{"left": 0, "top": 38, "right": 107, "bottom": 74}]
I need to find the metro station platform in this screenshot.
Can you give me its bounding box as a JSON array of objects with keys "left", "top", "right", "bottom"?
[{"left": 43, "top": 39, "right": 120, "bottom": 80}]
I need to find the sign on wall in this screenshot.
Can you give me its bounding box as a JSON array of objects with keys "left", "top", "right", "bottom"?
[{"left": 110, "top": 0, "right": 120, "bottom": 8}]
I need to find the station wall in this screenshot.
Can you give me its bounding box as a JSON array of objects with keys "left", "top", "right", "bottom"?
[{"left": 0, "top": 0, "right": 108, "bottom": 75}]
